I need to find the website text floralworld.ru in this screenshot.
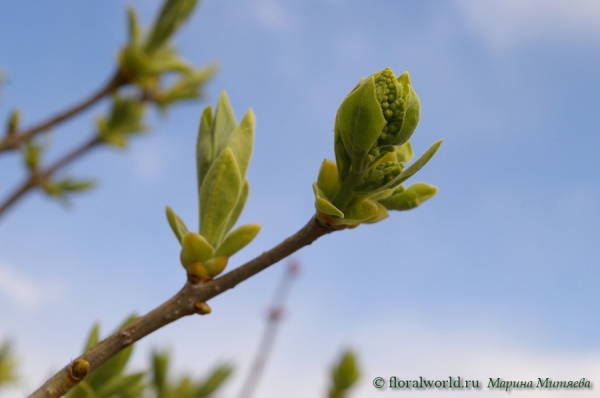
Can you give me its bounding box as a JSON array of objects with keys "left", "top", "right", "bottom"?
[{"left": 372, "top": 376, "right": 592, "bottom": 392}]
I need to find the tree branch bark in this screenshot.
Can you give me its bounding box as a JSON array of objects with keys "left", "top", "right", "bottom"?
[
  {"left": 28, "top": 216, "right": 335, "bottom": 398},
  {"left": 0, "top": 137, "right": 101, "bottom": 219},
  {"left": 0, "top": 71, "right": 127, "bottom": 152}
]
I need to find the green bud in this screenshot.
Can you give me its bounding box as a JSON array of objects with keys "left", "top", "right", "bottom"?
[
  {"left": 181, "top": 232, "right": 214, "bottom": 263},
  {"left": 186, "top": 261, "right": 210, "bottom": 284},
  {"left": 70, "top": 359, "right": 90, "bottom": 381},
  {"left": 194, "top": 302, "right": 212, "bottom": 315}
]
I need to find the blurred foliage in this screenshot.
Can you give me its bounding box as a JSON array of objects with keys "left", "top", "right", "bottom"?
[
  {"left": 63, "top": 317, "right": 232, "bottom": 398},
  {"left": 0, "top": 340, "right": 17, "bottom": 389},
  {"left": 328, "top": 350, "right": 360, "bottom": 398}
]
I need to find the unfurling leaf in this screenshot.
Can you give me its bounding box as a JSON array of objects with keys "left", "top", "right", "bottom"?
[
  {"left": 214, "top": 223, "right": 261, "bottom": 258},
  {"left": 166, "top": 206, "right": 189, "bottom": 243}
]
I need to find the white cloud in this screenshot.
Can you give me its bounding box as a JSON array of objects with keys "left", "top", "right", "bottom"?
[
  {"left": 0, "top": 262, "right": 65, "bottom": 308},
  {"left": 253, "top": 0, "right": 293, "bottom": 32},
  {"left": 457, "top": 0, "right": 600, "bottom": 51}
]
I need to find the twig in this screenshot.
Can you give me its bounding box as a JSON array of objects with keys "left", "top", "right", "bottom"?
[
  {"left": 0, "top": 71, "right": 127, "bottom": 152},
  {"left": 28, "top": 217, "right": 335, "bottom": 398},
  {"left": 237, "top": 261, "right": 300, "bottom": 398},
  {"left": 0, "top": 137, "right": 101, "bottom": 218}
]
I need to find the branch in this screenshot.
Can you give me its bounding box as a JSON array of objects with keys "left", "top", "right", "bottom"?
[
  {"left": 28, "top": 216, "right": 335, "bottom": 398},
  {"left": 237, "top": 261, "right": 300, "bottom": 398},
  {"left": 0, "top": 137, "right": 101, "bottom": 219},
  {"left": 0, "top": 71, "right": 127, "bottom": 152}
]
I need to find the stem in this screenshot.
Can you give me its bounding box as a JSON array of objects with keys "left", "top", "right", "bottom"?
[
  {"left": 0, "top": 137, "right": 101, "bottom": 219},
  {"left": 0, "top": 71, "right": 127, "bottom": 152},
  {"left": 237, "top": 261, "right": 300, "bottom": 398},
  {"left": 331, "top": 167, "right": 364, "bottom": 210},
  {"left": 28, "top": 216, "right": 334, "bottom": 398}
]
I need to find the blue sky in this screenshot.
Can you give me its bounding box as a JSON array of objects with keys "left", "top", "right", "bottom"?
[{"left": 1, "top": 0, "right": 599, "bottom": 397}]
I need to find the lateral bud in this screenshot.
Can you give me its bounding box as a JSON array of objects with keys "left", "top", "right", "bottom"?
[
  {"left": 69, "top": 358, "right": 90, "bottom": 380},
  {"left": 194, "top": 302, "right": 212, "bottom": 315}
]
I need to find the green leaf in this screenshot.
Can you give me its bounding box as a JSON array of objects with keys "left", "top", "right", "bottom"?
[
  {"left": 195, "top": 364, "right": 233, "bottom": 398},
  {"left": 313, "top": 183, "right": 344, "bottom": 218},
  {"left": 97, "top": 95, "right": 146, "bottom": 149},
  {"left": 145, "top": 0, "right": 198, "bottom": 54},
  {"left": 155, "top": 65, "right": 217, "bottom": 110},
  {"left": 152, "top": 351, "right": 169, "bottom": 395},
  {"left": 224, "top": 109, "right": 254, "bottom": 178},
  {"left": 330, "top": 350, "right": 360, "bottom": 394},
  {"left": 181, "top": 232, "right": 214, "bottom": 263},
  {"left": 211, "top": 91, "right": 237, "bottom": 157},
  {"left": 165, "top": 206, "right": 189, "bottom": 244},
  {"left": 66, "top": 381, "right": 95, "bottom": 398},
  {"left": 214, "top": 223, "right": 261, "bottom": 258},
  {"left": 395, "top": 142, "right": 413, "bottom": 163},
  {"left": 362, "top": 201, "right": 388, "bottom": 224},
  {"left": 126, "top": 8, "right": 141, "bottom": 46},
  {"left": 335, "top": 76, "right": 385, "bottom": 165},
  {"left": 83, "top": 324, "right": 100, "bottom": 352},
  {"left": 355, "top": 139, "right": 442, "bottom": 196},
  {"left": 95, "top": 372, "right": 145, "bottom": 398},
  {"left": 221, "top": 179, "right": 249, "bottom": 237},
  {"left": 199, "top": 148, "right": 242, "bottom": 246},
  {"left": 378, "top": 182, "right": 438, "bottom": 211},
  {"left": 0, "top": 340, "right": 17, "bottom": 387},
  {"left": 317, "top": 159, "right": 340, "bottom": 200},
  {"left": 85, "top": 315, "right": 137, "bottom": 390},
  {"left": 196, "top": 105, "right": 214, "bottom": 191},
  {"left": 339, "top": 199, "right": 381, "bottom": 224},
  {"left": 334, "top": 133, "right": 351, "bottom": 182}
]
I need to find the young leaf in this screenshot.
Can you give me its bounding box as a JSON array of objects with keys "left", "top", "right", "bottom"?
[
  {"left": 214, "top": 223, "right": 261, "bottom": 258},
  {"left": 211, "top": 91, "right": 237, "bottom": 157},
  {"left": 355, "top": 139, "right": 442, "bottom": 196},
  {"left": 330, "top": 350, "right": 360, "bottom": 396},
  {"left": 224, "top": 109, "right": 254, "bottom": 178},
  {"left": 317, "top": 159, "right": 340, "bottom": 200},
  {"left": 195, "top": 364, "right": 233, "bottom": 398},
  {"left": 83, "top": 323, "right": 100, "bottom": 352},
  {"left": 165, "top": 206, "right": 189, "bottom": 243},
  {"left": 199, "top": 148, "right": 242, "bottom": 246},
  {"left": 221, "top": 179, "right": 249, "bottom": 237},
  {"left": 335, "top": 76, "right": 385, "bottom": 163},
  {"left": 339, "top": 199, "right": 381, "bottom": 224},
  {"left": 378, "top": 182, "right": 438, "bottom": 211},
  {"left": 182, "top": 232, "right": 214, "bottom": 263},
  {"left": 196, "top": 105, "right": 214, "bottom": 191},
  {"left": 145, "top": 0, "right": 198, "bottom": 55},
  {"left": 313, "top": 183, "right": 344, "bottom": 218}
]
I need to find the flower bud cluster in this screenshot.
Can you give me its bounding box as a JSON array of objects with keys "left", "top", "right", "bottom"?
[{"left": 313, "top": 67, "right": 442, "bottom": 227}]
